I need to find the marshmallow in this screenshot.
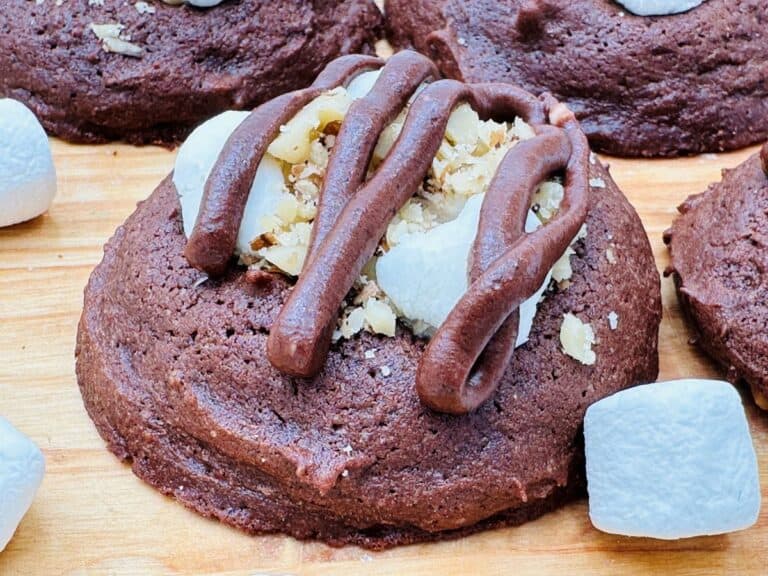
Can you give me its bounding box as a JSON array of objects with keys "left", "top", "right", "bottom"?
[
  {"left": 615, "top": 0, "right": 706, "bottom": 16},
  {"left": 0, "top": 99, "right": 57, "bottom": 228},
  {"left": 585, "top": 379, "right": 761, "bottom": 539},
  {"left": 0, "top": 416, "right": 45, "bottom": 552},
  {"left": 376, "top": 197, "right": 550, "bottom": 344}
]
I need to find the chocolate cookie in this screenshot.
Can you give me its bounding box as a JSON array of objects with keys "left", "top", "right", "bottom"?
[
  {"left": 385, "top": 0, "right": 768, "bottom": 157},
  {"left": 665, "top": 143, "right": 768, "bottom": 409},
  {"left": 0, "top": 0, "right": 381, "bottom": 145},
  {"left": 76, "top": 53, "right": 661, "bottom": 548}
]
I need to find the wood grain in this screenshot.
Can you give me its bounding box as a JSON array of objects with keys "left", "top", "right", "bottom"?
[{"left": 0, "top": 140, "right": 766, "bottom": 575}]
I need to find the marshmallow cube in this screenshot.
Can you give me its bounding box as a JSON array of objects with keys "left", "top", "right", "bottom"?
[
  {"left": 1, "top": 416, "right": 45, "bottom": 552},
  {"left": 585, "top": 379, "right": 761, "bottom": 539},
  {"left": 0, "top": 99, "right": 57, "bottom": 228}
]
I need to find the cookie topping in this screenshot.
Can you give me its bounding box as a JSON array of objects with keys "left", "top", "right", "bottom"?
[
  {"left": 560, "top": 313, "right": 597, "bottom": 365},
  {"left": 184, "top": 51, "right": 590, "bottom": 414},
  {"left": 613, "top": 0, "right": 706, "bottom": 16},
  {"left": 89, "top": 23, "right": 143, "bottom": 58}
]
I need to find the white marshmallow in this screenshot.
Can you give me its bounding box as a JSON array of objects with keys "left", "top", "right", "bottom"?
[
  {"left": 376, "top": 197, "right": 550, "bottom": 344},
  {"left": 615, "top": 0, "right": 705, "bottom": 16},
  {"left": 173, "top": 111, "right": 287, "bottom": 257},
  {"left": 185, "top": 0, "right": 224, "bottom": 7},
  {"left": 585, "top": 379, "right": 761, "bottom": 539},
  {"left": 0, "top": 416, "right": 45, "bottom": 552},
  {"left": 0, "top": 99, "right": 57, "bottom": 228}
]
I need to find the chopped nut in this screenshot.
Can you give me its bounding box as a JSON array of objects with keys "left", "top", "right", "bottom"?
[
  {"left": 268, "top": 88, "right": 352, "bottom": 164},
  {"left": 340, "top": 307, "right": 365, "bottom": 339},
  {"left": 608, "top": 311, "right": 619, "bottom": 330},
  {"left": 89, "top": 23, "right": 144, "bottom": 58},
  {"left": 364, "top": 349, "right": 376, "bottom": 360},
  {"left": 380, "top": 365, "right": 392, "bottom": 377},
  {"left": 589, "top": 177, "right": 606, "bottom": 189},
  {"left": 363, "top": 298, "right": 396, "bottom": 337},
  {"left": 560, "top": 313, "right": 596, "bottom": 365},
  {"left": 250, "top": 231, "right": 278, "bottom": 251},
  {"left": 606, "top": 245, "right": 617, "bottom": 264}
]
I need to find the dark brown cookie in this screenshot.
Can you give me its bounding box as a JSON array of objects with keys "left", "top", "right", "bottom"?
[
  {"left": 385, "top": 0, "right": 768, "bottom": 157},
  {"left": 0, "top": 0, "right": 381, "bottom": 145},
  {"left": 665, "top": 144, "right": 768, "bottom": 409},
  {"left": 76, "top": 158, "right": 660, "bottom": 547}
]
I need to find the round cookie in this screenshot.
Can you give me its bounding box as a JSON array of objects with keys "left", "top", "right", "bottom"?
[
  {"left": 0, "top": 0, "right": 381, "bottom": 145},
  {"left": 665, "top": 143, "right": 768, "bottom": 409},
  {"left": 385, "top": 0, "right": 768, "bottom": 157},
  {"left": 76, "top": 55, "right": 661, "bottom": 548}
]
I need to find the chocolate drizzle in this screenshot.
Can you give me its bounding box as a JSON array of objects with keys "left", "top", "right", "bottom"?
[
  {"left": 185, "top": 50, "right": 591, "bottom": 414},
  {"left": 185, "top": 54, "right": 382, "bottom": 276},
  {"left": 418, "top": 105, "right": 589, "bottom": 413}
]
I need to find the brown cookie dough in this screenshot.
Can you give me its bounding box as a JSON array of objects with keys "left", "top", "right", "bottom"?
[
  {"left": 385, "top": 0, "right": 768, "bottom": 157},
  {"left": 76, "top": 160, "right": 660, "bottom": 547},
  {"left": 0, "top": 0, "right": 382, "bottom": 145},
  {"left": 665, "top": 143, "right": 768, "bottom": 409}
]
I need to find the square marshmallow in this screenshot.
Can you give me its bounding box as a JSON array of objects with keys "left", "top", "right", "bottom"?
[{"left": 584, "top": 379, "right": 761, "bottom": 539}]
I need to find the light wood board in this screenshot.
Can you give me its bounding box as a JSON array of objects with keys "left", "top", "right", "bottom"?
[{"left": 0, "top": 140, "right": 766, "bottom": 575}]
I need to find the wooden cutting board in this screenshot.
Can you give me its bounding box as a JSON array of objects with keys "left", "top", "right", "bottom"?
[{"left": 0, "top": 139, "right": 766, "bottom": 575}]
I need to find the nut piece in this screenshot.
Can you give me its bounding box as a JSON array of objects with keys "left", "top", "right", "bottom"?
[
  {"left": 268, "top": 88, "right": 353, "bottom": 164},
  {"left": 89, "top": 23, "right": 143, "bottom": 58},
  {"left": 560, "top": 312, "right": 596, "bottom": 365}
]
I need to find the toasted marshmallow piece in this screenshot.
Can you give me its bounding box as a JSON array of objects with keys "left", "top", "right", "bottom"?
[
  {"left": 0, "top": 416, "right": 46, "bottom": 552},
  {"left": 585, "top": 379, "right": 761, "bottom": 539},
  {"left": 376, "top": 196, "right": 550, "bottom": 344},
  {"left": 615, "top": 0, "right": 705, "bottom": 16},
  {"left": 0, "top": 99, "right": 57, "bottom": 228}
]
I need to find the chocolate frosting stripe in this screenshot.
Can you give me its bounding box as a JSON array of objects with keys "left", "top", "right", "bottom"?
[
  {"left": 267, "top": 80, "right": 474, "bottom": 376},
  {"left": 185, "top": 54, "right": 382, "bottom": 276},
  {"left": 306, "top": 51, "right": 438, "bottom": 263},
  {"left": 267, "top": 79, "right": 550, "bottom": 379},
  {"left": 417, "top": 106, "right": 590, "bottom": 414}
]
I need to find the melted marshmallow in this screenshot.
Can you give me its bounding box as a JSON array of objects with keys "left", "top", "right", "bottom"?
[{"left": 376, "top": 196, "right": 551, "bottom": 346}]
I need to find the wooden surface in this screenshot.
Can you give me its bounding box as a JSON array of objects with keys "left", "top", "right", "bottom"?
[{"left": 0, "top": 139, "right": 766, "bottom": 575}]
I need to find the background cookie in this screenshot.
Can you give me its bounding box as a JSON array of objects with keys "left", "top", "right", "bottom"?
[
  {"left": 0, "top": 0, "right": 381, "bottom": 145},
  {"left": 665, "top": 143, "right": 768, "bottom": 408},
  {"left": 385, "top": 0, "right": 768, "bottom": 157}
]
